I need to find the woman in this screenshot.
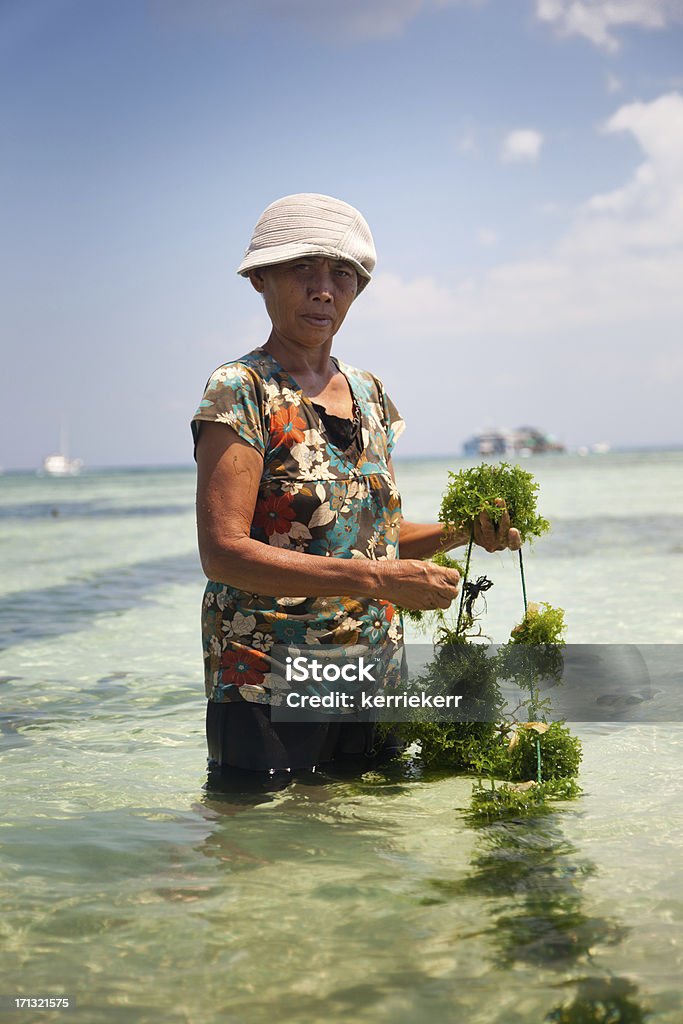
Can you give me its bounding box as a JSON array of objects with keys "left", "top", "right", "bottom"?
[{"left": 192, "top": 193, "right": 520, "bottom": 776}]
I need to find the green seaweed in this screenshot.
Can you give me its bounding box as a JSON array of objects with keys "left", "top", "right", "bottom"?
[
  {"left": 497, "top": 602, "right": 567, "bottom": 689},
  {"left": 493, "top": 720, "right": 582, "bottom": 783},
  {"left": 439, "top": 462, "right": 550, "bottom": 542},
  {"left": 432, "top": 551, "right": 463, "bottom": 572},
  {"left": 468, "top": 776, "right": 582, "bottom": 822},
  {"left": 510, "top": 601, "right": 566, "bottom": 645},
  {"left": 387, "top": 641, "right": 504, "bottom": 770}
]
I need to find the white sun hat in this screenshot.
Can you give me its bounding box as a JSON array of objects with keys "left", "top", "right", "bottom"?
[{"left": 236, "top": 193, "right": 376, "bottom": 292}]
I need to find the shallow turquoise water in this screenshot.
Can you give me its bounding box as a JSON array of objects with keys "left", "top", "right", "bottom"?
[{"left": 1, "top": 453, "right": 683, "bottom": 1022}]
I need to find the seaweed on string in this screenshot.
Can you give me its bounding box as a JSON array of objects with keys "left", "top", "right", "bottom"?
[{"left": 386, "top": 463, "right": 583, "bottom": 821}]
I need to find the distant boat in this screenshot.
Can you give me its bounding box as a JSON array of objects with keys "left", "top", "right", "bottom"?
[
  {"left": 463, "top": 426, "right": 565, "bottom": 458},
  {"left": 40, "top": 420, "right": 83, "bottom": 476},
  {"left": 41, "top": 453, "right": 83, "bottom": 476}
]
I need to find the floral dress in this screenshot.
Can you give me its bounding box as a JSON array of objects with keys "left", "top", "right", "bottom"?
[{"left": 191, "top": 346, "right": 405, "bottom": 704}]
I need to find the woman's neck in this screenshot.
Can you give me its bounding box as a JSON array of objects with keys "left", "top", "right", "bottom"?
[
  {"left": 262, "top": 330, "right": 352, "bottom": 415},
  {"left": 262, "top": 330, "right": 335, "bottom": 382}
]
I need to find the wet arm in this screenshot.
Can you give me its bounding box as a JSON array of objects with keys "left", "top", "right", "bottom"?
[{"left": 398, "top": 521, "right": 469, "bottom": 559}]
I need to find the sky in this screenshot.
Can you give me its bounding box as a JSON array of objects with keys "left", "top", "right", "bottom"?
[{"left": 2, "top": 0, "right": 683, "bottom": 469}]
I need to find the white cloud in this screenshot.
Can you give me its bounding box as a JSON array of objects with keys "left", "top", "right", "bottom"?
[
  {"left": 582, "top": 93, "right": 683, "bottom": 244},
  {"left": 501, "top": 129, "right": 544, "bottom": 163},
  {"left": 535, "top": 0, "right": 683, "bottom": 52}
]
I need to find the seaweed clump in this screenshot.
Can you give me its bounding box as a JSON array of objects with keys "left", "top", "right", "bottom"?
[
  {"left": 439, "top": 462, "right": 550, "bottom": 542},
  {"left": 392, "top": 642, "right": 503, "bottom": 771},
  {"left": 510, "top": 602, "right": 566, "bottom": 645},
  {"left": 469, "top": 777, "right": 581, "bottom": 823},
  {"left": 382, "top": 655, "right": 581, "bottom": 788},
  {"left": 496, "top": 721, "right": 582, "bottom": 784},
  {"left": 497, "top": 601, "right": 567, "bottom": 690}
]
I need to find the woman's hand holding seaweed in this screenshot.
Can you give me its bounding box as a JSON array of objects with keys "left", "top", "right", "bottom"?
[
  {"left": 473, "top": 498, "right": 522, "bottom": 553},
  {"left": 381, "top": 560, "right": 461, "bottom": 611}
]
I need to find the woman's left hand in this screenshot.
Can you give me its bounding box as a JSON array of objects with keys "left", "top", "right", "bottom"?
[{"left": 473, "top": 498, "right": 522, "bottom": 552}]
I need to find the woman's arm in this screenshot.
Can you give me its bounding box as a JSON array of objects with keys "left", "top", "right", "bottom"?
[
  {"left": 398, "top": 521, "right": 467, "bottom": 560},
  {"left": 195, "top": 422, "right": 461, "bottom": 610}
]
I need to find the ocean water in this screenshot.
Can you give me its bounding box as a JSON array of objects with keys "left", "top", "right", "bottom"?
[{"left": 1, "top": 452, "right": 683, "bottom": 1023}]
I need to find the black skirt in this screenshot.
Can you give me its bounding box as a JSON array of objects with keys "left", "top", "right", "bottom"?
[{"left": 206, "top": 700, "right": 401, "bottom": 773}]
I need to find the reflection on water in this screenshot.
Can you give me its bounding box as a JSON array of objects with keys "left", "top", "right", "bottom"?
[
  {"left": 458, "top": 820, "right": 623, "bottom": 966},
  {"left": 434, "top": 806, "right": 652, "bottom": 1021},
  {"left": 547, "top": 976, "right": 648, "bottom": 1023}
]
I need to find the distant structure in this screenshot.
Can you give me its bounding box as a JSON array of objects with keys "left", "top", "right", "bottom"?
[
  {"left": 577, "top": 441, "right": 611, "bottom": 456},
  {"left": 463, "top": 426, "right": 565, "bottom": 458}
]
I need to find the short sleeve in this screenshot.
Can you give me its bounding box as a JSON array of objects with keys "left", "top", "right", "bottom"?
[
  {"left": 377, "top": 381, "right": 406, "bottom": 458},
  {"left": 191, "top": 363, "right": 267, "bottom": 460}
]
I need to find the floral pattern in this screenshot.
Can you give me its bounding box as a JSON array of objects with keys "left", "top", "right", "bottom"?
[{"left": 192, "top": 346, "right": 406, "bottom": 704}]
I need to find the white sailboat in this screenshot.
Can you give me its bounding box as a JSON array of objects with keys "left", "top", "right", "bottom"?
[{"left": 41, "top": 419, "right": 83, "bottom": 476}]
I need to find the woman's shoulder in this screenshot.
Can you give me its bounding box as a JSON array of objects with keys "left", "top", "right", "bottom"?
[
  {"left": 203, "top": 346, "right": 280, "bottom": 391},
  {"left": 192, "top": 348, "right": 276, "bottom": 456}
]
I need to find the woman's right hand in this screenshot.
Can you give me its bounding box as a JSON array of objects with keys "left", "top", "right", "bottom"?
[{"left": 379, "top": 559, "right": 461, "bottom": 611}]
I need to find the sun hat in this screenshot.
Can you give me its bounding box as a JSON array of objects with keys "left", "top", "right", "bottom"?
[{"left": 237, "top": 193, "right": 376, "bottom": 292}]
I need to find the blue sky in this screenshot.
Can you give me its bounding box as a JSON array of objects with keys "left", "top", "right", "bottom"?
[{"left": 2, "top": 0, "right": 682, "bottom": 469}]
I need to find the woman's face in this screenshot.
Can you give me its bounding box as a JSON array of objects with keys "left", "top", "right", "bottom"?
[{"left": 249, "top": 256, "right": 359, "bottom": 348}]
